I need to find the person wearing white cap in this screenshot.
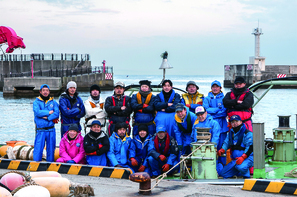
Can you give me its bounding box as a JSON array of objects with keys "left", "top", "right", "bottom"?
[
  {"left": 191, "top": 106, "right": 220, "bottom": 147},
  {"left": 104, "top": 81, "right": 132, "bottom": 136},
  {"left": 59, "top": 81, "right": 85, "bottom": 138}
]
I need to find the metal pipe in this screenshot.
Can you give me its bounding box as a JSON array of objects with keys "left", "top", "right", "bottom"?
[
  {"left": 252, "top": 84, "right": 273, "bottom": 108},
  {"left": 190, "top": 156, "right": 214, "bottom": 161}
]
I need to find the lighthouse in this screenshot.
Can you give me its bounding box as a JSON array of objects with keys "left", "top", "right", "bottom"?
[{"left": 249, "top": 24, "right": 266, "bottom": 72}]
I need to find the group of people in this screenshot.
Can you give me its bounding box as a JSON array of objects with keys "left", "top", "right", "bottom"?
[{"left": 33, "top": 76, "right": 254, "bottom": 178}]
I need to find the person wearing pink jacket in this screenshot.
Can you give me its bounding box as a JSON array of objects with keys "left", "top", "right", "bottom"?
[{"left": 56, "top": 124, "right": 86, "bottom": 164}]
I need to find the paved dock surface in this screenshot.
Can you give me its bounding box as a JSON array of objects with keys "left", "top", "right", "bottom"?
[{"left": 0, "top": 169, "right": 291, "bottom": 196}]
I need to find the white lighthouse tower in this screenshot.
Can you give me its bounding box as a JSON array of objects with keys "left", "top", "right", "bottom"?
[{"left": 249, "top": 24, "right": 266, "bottom": 72}]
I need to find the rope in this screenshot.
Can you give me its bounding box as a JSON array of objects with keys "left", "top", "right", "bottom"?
[
  {"left": 139, "top": 139, "right": 210, "bottom": 192},
  {"left": 69, "top": 181, "right": 95, "bottom": 197},
  {"left": 11, "top": 181, "right": 39, "bottom": 195}
]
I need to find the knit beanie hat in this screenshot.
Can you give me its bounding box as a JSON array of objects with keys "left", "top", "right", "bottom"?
[
  {"left": 67, "top": 81, "right": 77, "bottom": 89},
  {"left": 90, "top": 84, "right": 101, "bottom": 93}
]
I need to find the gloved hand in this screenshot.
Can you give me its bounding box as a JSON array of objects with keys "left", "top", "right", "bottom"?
[
  {"left": 138, "top": 165, "right": 146, "bottom": 172},
  {"left": 115, "top": 164, "right": 123, "bottom": 168},
  {"left": 159, "top": 155, "right": 166, "bottom": 161},
  {"left": 98, "top": 144, "right": 103, "bottom": 149},
  {"left": 236, "top": 154, "right": 248, "bottom": 165},
  {"left": 178, "top": 145, "right": 183, "bottom": 151},
  {"left": 217, "top": 149, "right": 225, "bottom": 157},
  {"left": 143, "top": 104, "right": 149, "bottom": 108},
  {"left": 52, "top": 118, "right": 59, "bottom": 124},
  {"left": 186, "top": 104, "right": 191, "bottom": 108},
  {"left": 162, "top": 164, "right": 170, "bottom": 172},
  {"left": 66, "top": 160, "right": 76, "bottom": 164},
  {"left": 130, "top": 158, "right": 138, "bottom": 167},
  {"left": 138, "top": 109, "right": 143, "bottom": 113},
  {"left": 86, "top": 151, "right": 97, "bottom": 156}
]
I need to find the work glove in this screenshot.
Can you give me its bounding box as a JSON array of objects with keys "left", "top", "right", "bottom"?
[
  {"left": 143, "top": 104, "right": 149, "bottom": 108},
  {"left": 138, "top": 165, "right": 146, "bottom": 172},
  {"left": 236, "top": 154, "right": 248, "bottom": 165},
  {"left": 138, "top": 109, "right": 143, "bottom": 113},
  {"left": 159, "top": 155, "right": 166, "bottom": 161},
  {"left": 186, "top": 104, "right": 191, "bottom": 108},
  {"left": 115, "top": 164, "right": 123, "bottom": 168},
  {"left": 162, "top": 164, "right": 170, "bottom": 172},
  {"left": 52, "top": 118, "right": 59, "bottom": 124},
  {"left": 66, "top": 160, "right": 76, "bottom": 164},
  {"left": 217, "top": 149, "right": 225, "bottom": 157},
  {"left": 86, "top": 151, "right": 97, "bottom": 156},
  {"left": 98, "top": 144, "right": 103, "bottom": 149},
  {"left": 178, "top": 145, "right": 183, "bottom": 151},
  {"left": 130, "top": 158, "right": 138, "bottom": 167}
]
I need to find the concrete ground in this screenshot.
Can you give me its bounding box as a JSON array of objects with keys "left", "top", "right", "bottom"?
[{"left": 0, "top": 169, "right": 291, "bottom": 197}]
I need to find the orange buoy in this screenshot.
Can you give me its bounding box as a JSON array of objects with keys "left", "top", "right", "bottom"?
[
  {"left": 0, "top": 187, "right": 12, "bottom": 197},
  {"left": 30, "top": 171, "right": 62, "bottom": 179},
  {"left": 0, "top": 173, "right": 25, "bottom": 191},
  {"left": 5, "top": 141, "right": 17, "bottom": 147},
  {"left": 54, "top": 148, "right": 60, "bottom": 161},
  {"left": 14, "top": 141, "right": 28, "bottom": 146},
  {"left": 0, "top": 145, "right": 9, "bottom": 157}
]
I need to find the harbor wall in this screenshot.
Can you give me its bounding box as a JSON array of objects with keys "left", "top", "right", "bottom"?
[{"left": 224, "top": 64, "right": 297, "bottom": 88}]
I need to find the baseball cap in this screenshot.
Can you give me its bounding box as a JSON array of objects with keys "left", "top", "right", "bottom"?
[
  {"left": 91, "top": 120, "right": 102, "bottom": 127},
  {"left": 156, "top": 125, "right": 166, "bottom": 133},
  {"left": 211, "top": 80, "right": 221, "bottom": 87},
  {"left": 114, "top": 81, "right": 125, "bottom": 88},
  {"left": 230, "top": 115, "right": 241, "bottom": 122},
  {"left": 175, "top": 103, "right": 185, "bottom": 112},
  {"left": 195, "top": 106, "right": 206, "bottom": 115}
]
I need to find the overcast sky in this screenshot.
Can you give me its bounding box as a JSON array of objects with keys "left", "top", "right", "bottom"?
[{"left": 2, "top": 0, "right": 296, "bottom": 75}]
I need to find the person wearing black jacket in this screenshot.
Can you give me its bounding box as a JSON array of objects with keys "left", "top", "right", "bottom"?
[
  {"left": 223, "top": 76, "right": 254, "bottom": 131},
  {"left": 105, "top": 81, "right": 132, "bottom": 136},
  {"left": 83, "top": 120, "right": 110, "bottom": 166}
]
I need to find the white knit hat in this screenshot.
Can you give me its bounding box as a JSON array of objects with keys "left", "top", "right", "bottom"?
[{"left": 67, "top": 81, "right": 77, "bottom": 89}]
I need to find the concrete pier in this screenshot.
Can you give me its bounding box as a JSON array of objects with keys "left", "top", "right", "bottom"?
[{"left": 3, "top": 77, "right": 62, "bottom": 96}]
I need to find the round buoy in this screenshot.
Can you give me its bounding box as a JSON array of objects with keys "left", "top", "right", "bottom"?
[
  {"left": 14, "top": 141, "right": 28, "bottom": 146},
  {"left": 54, "top": 148, "right": 60, "bottom": 161},
  {"left": 0, "top": 145, "right": 9, "bottom": 157},
  {"left": 5, "top": 141, "right": 17, "bottom": 147},
  {"left": 0, "top": 173, "right": 25, "bottom": 191},
  {"left": 13, "top": 185, "right": 50, "bottom": 197},
  {"left": 0, "top": 187, "right": 12, "bottom": 197}
]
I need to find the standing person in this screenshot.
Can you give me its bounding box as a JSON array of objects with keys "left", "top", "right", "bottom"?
[
  {"left": 203, "top": 80, "right": 228, "bottom": 169},
  {"left": 107, "top": 122, "right": 136, "bottom": 171},
  {"left": 57, "top": 124, "right": 86, "bottom": 164},
  {"left": 59, "top": 81, "right": 85, "bottom": 138},
  {"left": 191, "top": 106, "right": 220, "bottom": 146},
  {"left": 181, "top": 81, "right": 204, "bottom": 113},
  {"left": 223, "top": 76, "right": 254, "bottom": 131},
  {"left": 154, "top": 79, "right": 180, "bottom": 137},
  {"left": 84, "top": 120, "right": 110, "bottom": 166},
  {"left": 174, "top": 103, "right": 196, "bottom": 155},
  {"left": 132, "top": 124, "right": 152, "bottom": 173},
  {"left": 217, "top": 115, "right": 253, "bottom": 178},
  {"left": 105, "top": 81, "right": 132, "bottom": 136},
  {"left": 131, "top": 80, "right": 156, "bottom": 136},
  {"left": 33, "top": 84, "right": 59, "bottom": 162},
  {"left": 84, "top": 84, "right": 107, "bottom": 133},
  {"left": 146, "top": 125, "right": 179, "bottom": 177}
]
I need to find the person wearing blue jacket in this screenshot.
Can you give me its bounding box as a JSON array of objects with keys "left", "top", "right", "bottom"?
[
  {"left": 59, "top": 81, "right": 85, "bottom": 138},
  {"left": 132, "top": 124, "right": 151, "bottom": 173},
  {"left": 107, "top": 122, "right": 136, "bottom": 172},
  {"left": 174, "top": 103, "right": 196, "bottom": 155},
  {"left": 146, "top": 125, "right": 179, "bottom": 177},
  {"left": 131, "top": 80, "right": 156, "bottom": 136},
  {"left": 217, "top": 115, "right": 253, "bottom": 178},
  {"left": 33, "top": 84, "right": 59, "bottom": 162},
  {"left": 154, "top": 79, "right": 181, "bottom": 138},
  {"left": 191, "top": 106, "right": 220, "bottom": 146},
  {"left": 203, "top": 80, "right": 229, "bottom": 171}
]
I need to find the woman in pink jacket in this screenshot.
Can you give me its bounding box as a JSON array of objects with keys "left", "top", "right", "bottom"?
[{"left": 56, "top": 124, "right": 86, "bottom": 164}]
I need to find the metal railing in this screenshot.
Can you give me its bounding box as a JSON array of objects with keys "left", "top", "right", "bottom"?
[
  {"left": 0, "top": 53, "right": 90, "bottom": 61},
  {"left": 0, "top": 66, "right": 113, "bottom": 80}
]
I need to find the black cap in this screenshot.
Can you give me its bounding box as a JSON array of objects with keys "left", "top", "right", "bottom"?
[
  {"left": 68, "top": 124, "right": 79, "bottom": 132},
  {"left": 138, "top": 124, "right": 148, "bottom": 133},
  {"left": 234, "top": 76, "right": 246, "bottom": 84},
  {"left": 139, "top": 80, "right": 151, "bottom": 88},
  {"left": 162, "top": 79, "right": 173, "bottom": 87},
  {"left": 115, "top": 122, "right": 128, "bottom": 131},
  {"left": 90, "top": 84, "right": 101, "bottom": 93}
]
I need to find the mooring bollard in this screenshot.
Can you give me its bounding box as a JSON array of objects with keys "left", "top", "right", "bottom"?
[{"left": 129, "top": 172, "right": 151, "bottom": 195}]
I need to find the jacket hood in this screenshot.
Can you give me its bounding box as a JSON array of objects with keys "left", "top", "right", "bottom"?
[
  {"left": 36, "top": 96, "right": 54, "bottom": 103},
  {"left": 207, "top": 91, "right": 224, "bottom": 98}
]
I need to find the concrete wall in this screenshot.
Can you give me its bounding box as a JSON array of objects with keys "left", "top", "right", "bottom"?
[
  {"left": 3, "top": 77, "right": 62, "bottom": 95},
  {"left": 224, "top": 64, "right": 254, "bottom": 87},
  {"left": 62, "top": 73, "right": 114, "bottom": 91}
]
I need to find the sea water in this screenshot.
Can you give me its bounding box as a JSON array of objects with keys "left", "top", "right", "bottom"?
[{"left": 0, "top": 74, "right": 297, "bottom": 145}]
